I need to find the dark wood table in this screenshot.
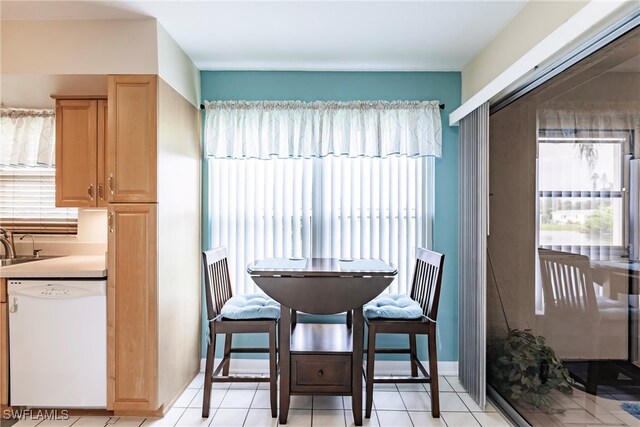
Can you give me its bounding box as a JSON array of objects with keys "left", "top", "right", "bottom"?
[{"left": 247, "top": 258, "right": 397, "bottom": 425}]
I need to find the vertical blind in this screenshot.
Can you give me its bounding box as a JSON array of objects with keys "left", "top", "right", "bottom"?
[
  {"left": 458, "top": 102, "right": 489, "bottom": 409},
  {"left": 208, "top": 155, "right": 434, "bottom": 295}
]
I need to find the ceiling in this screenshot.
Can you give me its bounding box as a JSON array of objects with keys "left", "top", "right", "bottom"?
[{"left": 1, "top": 0, "right": 528, "bottom": 71}]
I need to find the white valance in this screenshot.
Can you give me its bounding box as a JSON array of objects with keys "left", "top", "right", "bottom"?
[
  {"left": 0, "top": 108, "right": 55, "bottom": 166},
  {"left": 203, "top": 100, "right": 442, "bottom": 159},
  {"left": 537, "top": 101, "right": 640, "bottom": 135}
]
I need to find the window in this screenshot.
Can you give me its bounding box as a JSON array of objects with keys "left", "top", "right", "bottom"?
[
  {"left": 204, "top": 100, "right": 441, "bottom": 295},
  {"left": 208, "top": 155, "right": 434, "bottom": 295},
  {"left": 0, "top": 165, "right": 78, "bottom": 234},
  {"left": 535, "top": 129, "right": 634, "bottom": 313},
  {"left": 537, "top": 130, "right": 632, "bottom": 254},
  {"left": 0, "top": 107, "right": 78, "bottom": 235}
]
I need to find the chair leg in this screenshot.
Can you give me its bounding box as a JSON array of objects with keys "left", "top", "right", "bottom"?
[
  {"left": 223, "top": 333, "right": 232, "bottom": 376},
  {"left": 365, "top": 324, "right": 376, "bottom": 418},
  {"left": 346, "top": 310, "right": 353, "bottom": 328},
  {"left": 409, "top": 333, "right": 418, "bottom": 377},
  {"left": 202, "top": 329, "right": 217, "bottom": 418},
  {"left": 586, "top": 361, "right": 599, "bottom": 395},
  {"left": 428, "top": 329, "right": 440, "bottom": 418},
  {"left": 269, "top": 323, "right": 278, "bottom": 418}
]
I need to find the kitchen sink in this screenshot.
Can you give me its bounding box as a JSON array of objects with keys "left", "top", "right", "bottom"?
[{"left": 0, "top": 255, "right": 59, "bottom": 267}]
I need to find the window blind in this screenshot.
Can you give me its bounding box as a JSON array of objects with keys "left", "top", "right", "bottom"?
[
  {"left": 0, "top": 166, "right": 78, "bottom": 234},
  {"left": 208, "top": 155, "right": 433, "bottom": 295},
  {"left": 458, "top": 102, "right": 488, "bottom": 410}
]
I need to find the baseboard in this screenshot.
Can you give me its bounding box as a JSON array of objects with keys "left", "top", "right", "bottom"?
[{"left": 200, "top": 358, "right": 458, "bottom": 376}]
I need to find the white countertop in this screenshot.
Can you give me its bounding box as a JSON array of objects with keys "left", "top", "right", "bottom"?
[{"left": 0, "top": 255, "right": 107, "bottom": 279}]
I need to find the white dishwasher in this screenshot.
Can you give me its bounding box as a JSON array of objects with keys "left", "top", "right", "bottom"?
[{"left": 8, "top": 279, "right": 107, "bottom": 408}]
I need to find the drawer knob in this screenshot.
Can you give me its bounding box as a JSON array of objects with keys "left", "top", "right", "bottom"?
[{"left": 318, "top": 369, "right": 324, "bottom": 377}]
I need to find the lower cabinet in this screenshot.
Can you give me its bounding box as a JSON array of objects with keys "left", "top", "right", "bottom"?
[{"left": 108, "top": 204, "right": 158, "bottom": 413}]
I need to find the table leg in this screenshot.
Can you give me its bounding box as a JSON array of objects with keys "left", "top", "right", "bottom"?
[
  {"left": 280, "top": 305, "right": 291, "bottom": 424},
  {"left": 352, "top": 306, "right": 364, "bottom": 426}
]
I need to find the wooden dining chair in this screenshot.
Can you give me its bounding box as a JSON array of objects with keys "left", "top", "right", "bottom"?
[
  {"left": 364, "top": 248, "right": 445, "bottom": 418},
  {"left": 537, "top": 248, "right": 628, "bottom": 393},
  {"left": 202, "top": 247, "right": 279, "bottom": 418}
]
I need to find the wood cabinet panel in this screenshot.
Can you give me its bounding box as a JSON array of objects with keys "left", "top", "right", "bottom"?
[
  {"left": 55, "top": 99, "right": 98, "bottom": 207},
  {"left": 97, "top": 99, "right": 108, "bottom": 207},
  {"left": 107, "top": 75, "right": 157, "bottom": 203},
  {"left": 0, "top": 278, "right": 6, "bottom": 303},
  {"left": 108, "top": 204, "right": 158, "bottom": 412},
  {"left": 1, "top": 279, "right": 8, "bottom": 407}
]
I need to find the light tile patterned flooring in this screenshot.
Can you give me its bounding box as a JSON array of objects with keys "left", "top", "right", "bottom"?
[
  {"left": 518, "top": 386, "right": 640, "bottom": 427},
  {"left": 11, "top": 375, "right": 512, "bottom": 427}
]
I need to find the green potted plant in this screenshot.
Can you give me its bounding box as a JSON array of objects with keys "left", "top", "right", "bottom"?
[
  {"left": 488, "top": 249, "right": 575, "bottom": 414},
  {"left": 488, "top": 329, "right": 574, "bottom": 414}
]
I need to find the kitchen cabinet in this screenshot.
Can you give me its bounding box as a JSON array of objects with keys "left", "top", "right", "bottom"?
[
  {"left": 107, "top": 75, "right": 157, "bottom": 203},
  {"left": 108, "top": 203, "right": 157, "bottom": 412},
  {"left": 104, "top": 77, "right": 201, "bottom": 416},
  {"left": 106, "top": 75, "right": 160, "bottom": 414},
  {"left": 54, "top": 98, "right": 105, "bottom": 207}
]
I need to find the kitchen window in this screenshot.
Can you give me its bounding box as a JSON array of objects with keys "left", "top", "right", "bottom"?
[
  {"left": 0, "top": 108, "right": 78, "bottom": 235},
  {"left": 0, "top": 165, "right": 78, "bottom": 234}
]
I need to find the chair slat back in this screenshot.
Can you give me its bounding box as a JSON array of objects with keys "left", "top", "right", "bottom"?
[
  {"left": 203, "top": 247, "right": 234, "bottom": 321},
  {"left": 410, "top": 248, "right": 445, "bottom": 321},
  {"left": 538, "top": 248, "right": 599, "bottom": 318}
]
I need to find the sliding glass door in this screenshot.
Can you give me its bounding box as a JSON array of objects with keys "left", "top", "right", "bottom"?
[{"left": 487, "top": 26, "right": 640, "bottom": 425}]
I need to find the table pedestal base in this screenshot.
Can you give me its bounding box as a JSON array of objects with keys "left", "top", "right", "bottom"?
[{"left": 279, "top": 307, "right": 364, "bottom": 426}]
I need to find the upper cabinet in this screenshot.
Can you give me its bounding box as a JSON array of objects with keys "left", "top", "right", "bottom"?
[
  {"left": 54, "top": 98, "right": 104, "bottom": 207},
  {"left": 107, "top": 75, "right": 157, "bottom": 203}
]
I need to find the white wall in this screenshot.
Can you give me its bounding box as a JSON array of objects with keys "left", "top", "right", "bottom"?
[
  {"left": 2, "top": 18, "right": 201, "bottom": 108},
  {"left": 461, "top": 0, "right": 589, "bottom": 102},
  {"left": 13, "top": 209, "right": 108, "bottom": 257},
  {"left": 0, "top": 74, "right": 108, "bottom": 109},
  {"left": 451, "top": 0, "right": 636, "bottom": 125},
  {"left": 156, "top": 23, "right": 200, "bottom": 108},
  {"left": 1, "top": 19, "right": 158, "bottom": 74}
]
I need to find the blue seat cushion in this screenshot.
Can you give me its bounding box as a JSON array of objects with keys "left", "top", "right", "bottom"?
[
  {"left": 220, "top": 294, "right": 280, "bottom": 320},
  {"left": 364, "top": 294, "right": 423, "bottom": 319}
]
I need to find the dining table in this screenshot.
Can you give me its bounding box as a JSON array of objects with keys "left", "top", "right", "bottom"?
[{"left": 247, "top": 257, "right": 397, "bottom": 426}]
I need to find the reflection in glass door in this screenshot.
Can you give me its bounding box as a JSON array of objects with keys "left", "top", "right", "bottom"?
[{"left": 487, "top": 25, "right": 640, "bottom": 426}]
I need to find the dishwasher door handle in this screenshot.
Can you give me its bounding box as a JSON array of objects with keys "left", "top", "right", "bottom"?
[{"left": 9, "top": 297, "right": 18, "bottom": 313}]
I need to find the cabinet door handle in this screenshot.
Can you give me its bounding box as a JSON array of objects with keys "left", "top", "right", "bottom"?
[
  {"left": 108, "top": 212, "right": 114, "bottom": 233},
  {"left": 318, "top": 369, "right": 324, "bottom": 377},
  {"left": 98, "top": 183, "right": 104, "bottom": 200},
  {"left": 108, "top": 174, "right": 115, "bottom": 195},
  {"left": 9, "top": 297, "right": 18, "bottom": 313},
  {"left": 87, "top": 184, "right": 95, "bottom": 200}
]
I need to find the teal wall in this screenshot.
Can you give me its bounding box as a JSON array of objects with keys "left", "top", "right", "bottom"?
[{"left": 201, "top": 71, "right": 460, "bottom": 361}]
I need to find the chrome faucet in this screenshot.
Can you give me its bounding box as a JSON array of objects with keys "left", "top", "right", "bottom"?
[
  {"left": 20, "top": 233, "right": 41, "bottom": 257},
  {"left": 0, "top": 228, "right": 16, "bottom": 259}
]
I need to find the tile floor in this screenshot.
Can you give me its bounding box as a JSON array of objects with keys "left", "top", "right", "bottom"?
[
  {"left": 517, "top": 386, "right": 640, "bottom": 427},
  {"left": 10, "top": 375, "right": 512, "bottom": 427}
]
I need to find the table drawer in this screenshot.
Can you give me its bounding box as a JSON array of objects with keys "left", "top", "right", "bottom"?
[{"left": 291, "top": 354, "right": 352, "bottom": 393}]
